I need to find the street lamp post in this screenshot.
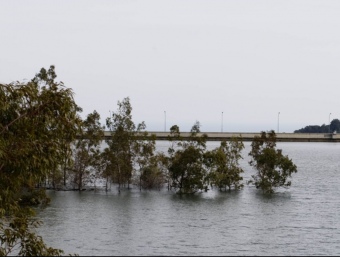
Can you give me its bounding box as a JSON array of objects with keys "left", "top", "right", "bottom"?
[
  {"left": 164, "top": 111, "right": 166, "bottom": 132},
  {"left": 221, "top": 111, "right": 223, "bottom": 132},
  {"left": 329, "top": 112, "right": 332, "bottom": 133},
  {"left": 277, "top": 112, "right": 280, "bottom": 133}
]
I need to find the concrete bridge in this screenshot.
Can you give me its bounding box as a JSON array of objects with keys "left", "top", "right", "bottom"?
[{"left": 103, "top": 131, "right": 340, "bottom": 142}]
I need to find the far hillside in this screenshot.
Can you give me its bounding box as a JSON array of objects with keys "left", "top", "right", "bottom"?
[{"left": 294, "top": 119, "right": 340, "bottom": 133}]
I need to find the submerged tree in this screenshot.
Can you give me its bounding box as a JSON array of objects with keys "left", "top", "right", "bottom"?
[
  {"left": 205, "top": 137, "right": 245, "bottom": 191},
  {"left": 132, "top": 124, "right": 161, "bottom": 190},
  {"left": 0, "top": 65, "right": 81, "bottom": 255},
  {"left": 104, "top": 97, "right": 156, "bottom": 192},
  {"left": 168, "top": 121, "right": 209, "bottom": 194},
  {"left": 166, "top": 124, "right": 182, "bottom": 190},
  {"left": 139, "top": 154, "right": 166, "bottom": 190},
  {"left": 248, "top": 130, "right": 297, "bottom": 194},
  {"left": 70, "top": 110, "right": 104, "bottom": 191},
  {"left": 105, "top": 98, "right": 134, "bottom": 191}
]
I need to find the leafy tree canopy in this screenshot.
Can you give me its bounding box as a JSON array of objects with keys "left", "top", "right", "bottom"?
[
  {"left": 248, "top": 130, "right": 297, "bottom": 194},
  {"left": 205, "top": 137, "right": 245, "bottom": 191},
  {"left": 168, "top": 121, "right": 209, "bottom": 194},
  {"left": 0, "top": 65, "right": 81, "bottom": 256}
]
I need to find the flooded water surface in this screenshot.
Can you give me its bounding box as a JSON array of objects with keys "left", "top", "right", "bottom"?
[{"left": 36, "top": 142, "right": 340, "bottom": 255}]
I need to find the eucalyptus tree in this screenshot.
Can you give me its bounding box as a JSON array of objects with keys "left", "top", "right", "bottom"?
[
  {"left": 166, "top": 124, "right": 182, "bottom": 190},
  {"left": 0, "top": 66, "right": 80, "bottom": 255},
  {"left": 248, "top": 130, "right": 298, "bottom": 194},
  {"left": 70, "top": 110, "right": 104, "bottom": 191},
  {"left": 105, "top": 97, "right": 152, "bottom": 192},
  {"left": 167, "top": 124, "right": 182, "bottom": 156},
  {"left": 154, "top": 152, "right": 171, "bottom": 190},
  {"left": 101, "top": 147, "right": 113, "bottom": 192},
  {"left": 132, "top": 123, "right": 159, "bottom": 190},
  {"left": 139, "top": 154, "right": 166, "bottom": 190},
  {"left": 168, "top": 121, "right": 209, "bottom": 194},
  {"left": 205, "top": 137, "right": 245, "bottom": 191}
]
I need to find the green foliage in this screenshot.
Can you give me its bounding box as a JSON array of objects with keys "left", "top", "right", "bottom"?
[
  {"left": 154, "top": 152, "right": 171, "bottom": 190},
  {"left": 104, "top": 97, "right": 157, "bottom": 192},
  {"left": 0, "top": 66, "right": 80, "bottom": 255},
  {"left": 248, "top": 130, "right": 298, "bottom": 194},
  {"left": 139, "top": 155, "right": 166, "bottom": 190},
  {"left": 168, "top": 121, "right": 209, "bottom": 194},
  {"left": 0, "top": 217, "right": 64, "bottom": 256},
  {"left": 70, "top": 111, "right": 104, "bottom": 190},
  {"left": 105, "top": 97, "right": 135, "bottom": 190},
  {"left": 205, "top": 137, "right": 245, "bottom": 191},
  {"left": 133, "top": 127, "right": 160, "bottom": 190}
]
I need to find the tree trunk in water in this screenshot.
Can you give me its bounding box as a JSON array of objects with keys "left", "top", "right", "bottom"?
[
  {"left": 118, "top": 165, "right": 121, "bottom": 193},
  {"left": 63, "top": 165, "right": 66, "bottom": 186}
]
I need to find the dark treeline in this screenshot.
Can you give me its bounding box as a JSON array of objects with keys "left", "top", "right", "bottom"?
[
  {"left": 294, "top": 119, "right": 340, "bottom": 133},
  {"left": 0, "top": 66, "right": 297, "bottom": 256}
]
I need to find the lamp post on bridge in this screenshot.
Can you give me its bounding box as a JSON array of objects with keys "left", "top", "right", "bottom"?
[
  {"left": 164, "top": 111, "right": 166, "bottom": 132},
  {"left": 221, "top": 111, "right": 223, "bottom": 132},
  {"left": 329, "top": 112, "right": 332, "bottom": 133},
  {"left": 277, "top": 112, "right": 280, "bottom": 133}
]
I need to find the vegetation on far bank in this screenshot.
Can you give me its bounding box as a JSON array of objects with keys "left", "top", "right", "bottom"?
[{"left": 294, "top": 119, "right": 340, "bottom": 133}]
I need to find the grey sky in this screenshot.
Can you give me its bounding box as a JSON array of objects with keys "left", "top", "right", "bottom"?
[{"left": 1, "top": 0, "right": 339, "bottom": 132}]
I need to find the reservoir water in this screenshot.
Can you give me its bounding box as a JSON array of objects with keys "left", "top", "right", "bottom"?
[{"left": 36, "top": 141, "right": 340, "bottom": 255}]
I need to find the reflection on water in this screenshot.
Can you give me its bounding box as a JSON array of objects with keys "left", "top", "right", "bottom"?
[{"left": 36, "top": 142, "right": 340, "bottom": 256}]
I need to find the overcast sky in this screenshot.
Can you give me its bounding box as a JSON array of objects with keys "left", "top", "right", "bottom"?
[{"left": 1, "top": 0, "right": 340, "bottom": 132}]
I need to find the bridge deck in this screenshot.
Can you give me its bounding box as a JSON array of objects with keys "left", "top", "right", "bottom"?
[{"left": 102, "top": 131, "right": 340, "bottom": 142}]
